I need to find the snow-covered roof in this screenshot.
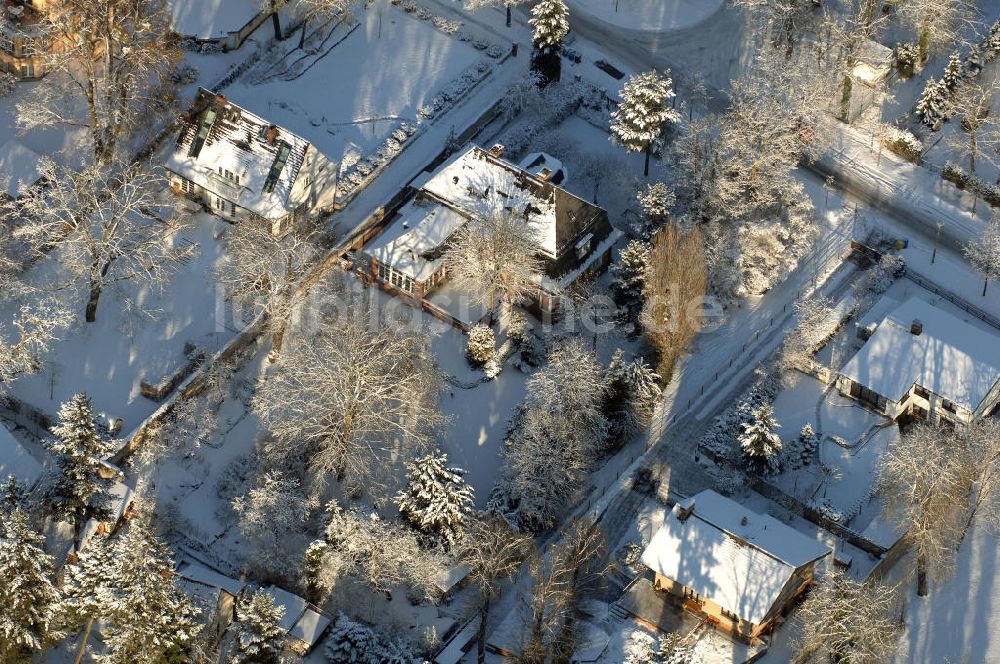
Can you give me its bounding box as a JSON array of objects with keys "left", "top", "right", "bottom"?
[
  {"left": 79, "top": 481, "right": 134, "bottom": 545},
  {"left": 640, "top": 490, "right": 830, "bottom": 626},
  {"left": 366, "top": 199, "right": 467, "bottom": 282},
  {"left": 262, "top": 585, "right": 308, "bottom": 633},
  {"left": 165, "top": 88, "right": 313, "bottom": 220},
  {"left": 839, "top": 297, "right": 1000, "bottom": 411},
  {"left": 289, "top": 608, "right": 331, "bottom": 647},
  {"left": 169, "top": 0, "right": 261, "bottom": 40},
  {"left": 0, "top": 141, "right": 44, "bottom": 198},
  {"left": 177, "top": 558, "right": 248, "bottom": 597},
  {"left": 420, "top": 145, "right": 605, "bottom": 259},
  {"left": 0, "top": 423, "right": 42, "bottom": 488}
]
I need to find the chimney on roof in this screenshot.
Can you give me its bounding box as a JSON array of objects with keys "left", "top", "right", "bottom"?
[
  {"left": 266, "top": 125, "right": 278, "bottom": 145},
  {"left": 538, "top": 167, "right": 553, "bottom": 182},
  {"left": 740, "top": 516, "right": 748, "bottom": 526},
  {"left": 910, "top": 319, "right": 923, "bottom": 336},
  {"left": 214, "top": 93, "right": 228, "bottom": 106},
  {"left": 676, "top": 498, "right": 696, "bottom": 523},
  {"left": 489, "top": 144, "right": 505, "bottom": 158}
]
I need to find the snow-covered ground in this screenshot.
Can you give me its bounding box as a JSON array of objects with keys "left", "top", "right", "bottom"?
[
  {"left": 566, "top": 0, "right": 724, "bottom": 33},
  {"left": 224, "top": 0, "right": 492, "bottom": 166},
  {"left": 169, "top": 0, "right": 261, "bottom": 40},
  {"left": 3, "top": 211, "right": 237, "bottom": 432}
]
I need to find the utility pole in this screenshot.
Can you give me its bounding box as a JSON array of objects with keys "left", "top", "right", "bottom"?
[{"left": 931, "top": 221, "right": 943, "bottom": 264}]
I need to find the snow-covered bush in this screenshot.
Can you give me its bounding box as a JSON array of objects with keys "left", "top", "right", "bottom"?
[
  {"left": 604, "top": 349, "right": 661, "bottom": 444},
  {"left": 325, "top": 613, "right": 420, "bottom": 664},
  {"left": 893, "top": 43, "right": 918, "bottom": 78},
  {"left": 714, "top": 466, "right": 748, "bottom": 499},
  {"left": 466, "top": 324, "right": 499, "bottom": 377},
  {"left": 699, "top": 374, "right": 778, "bottom": 461},
  {"left": 787, "top": 423, "right": 820, "bottom": 470},
  {"left": 856, "top": 253, "right": 905, "bottom": 299},
  {"left": 882, "top": 126, "right": 922, "bottom": 162}
]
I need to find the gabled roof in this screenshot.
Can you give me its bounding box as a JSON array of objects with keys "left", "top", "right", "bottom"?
[
  {"left": 839, "top": 297, "right": 1000, "bottom": 411},
  {"left": 165, "top": 88, "right": 312, "bottom": 220},
  {"left": 366, "top": 199, "right": 467, "bottom": 282},
  {"left": 641, "top": 490, "right": 830, "bottom": 625},
  {"left": 420, "top": 145, "right": 605, "bottom": 259}
]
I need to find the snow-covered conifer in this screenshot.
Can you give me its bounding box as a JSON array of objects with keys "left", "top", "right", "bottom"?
[
  {"left": 636, "top": 182, "right": 676, "bottom": 234},
  {"left": 610, "top": 70, "right": 681, "bottom": 176},
  {"left": 1, "top": 474, "right": 24, "bottom": 514},
  {"left": 301, "top": 539, "right": 329, "bottom": 602},
  {"left": 48, "top": 393, "right": 112, "bottom": 549},
  {"left": 62, "top": 533, "right": 116, "bottom": 662},
  {"left": 100, "top": 519, "right": 201, "bottom": 664},
  {"left": 396, "top": 453, "right": 475, "bottom": 549},
  {"left": 739, "top": 403, "right": 782, "bottom": 473},
  {"left": 324, "top": 613, "right": 418, "bottom": 664},
  {"left": 611, "top": 240, "right": 649, "bottom": 315},
  {"left": 529, "top": 0, "right": 568, "bottom": 52},
  {"left": 0, "top": 509, "right": 62, "bottom": 661},
  {"left": 916, "top": 78, "right": 947, "bottom": 126},
  {"left": 229, "top": 589, "right": 286, "bottom": 664},
  {"left": 942, "top": 51, "right": 962, "bottom": 89},
  {"left": 604, "top": 350, "right": 661, "bottom": 443}
]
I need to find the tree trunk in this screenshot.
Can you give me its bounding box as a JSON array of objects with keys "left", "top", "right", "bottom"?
[
  {"left": 74, "top": 618, "right": 95, "bottom": 664},
  {"left": 299, "top": 17, "right": 309, "bottom": 48},
  {"left": 476, "top": 596, "right": 491, "bottom": 664},
  {"left": 506, "top": 3, "right": 512, "bottom": 27},
  {"left": 917, "top": 549, "right": 929, "bottom": 596},
  {"left": 271, "top": 10, "right": 282, "bottom": 40},
  {"left": 643, "top": 146, "right": 651, "bottom": 177},
  {"left": 85, "top": 281, "right": 103, "bottom": 323}
]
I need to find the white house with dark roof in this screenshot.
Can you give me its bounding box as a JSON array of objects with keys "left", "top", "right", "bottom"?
[
  {"left": 362, "top": 144, "right": 620, "bottom": 314},
  {"left": 165, "top": 88, "right": 338, "bottom": 235},
  {"left": 640, "top": 490, "right": 831, "bottom": 642},
  {"left": 837, "top": 297, "right": 1000, "bottom": 426}
]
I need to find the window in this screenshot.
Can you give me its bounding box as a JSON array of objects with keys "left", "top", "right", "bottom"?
[
  {"left": 215, "top": 196, "right": 224, "bottom": 211},
  {"left": 230, "top": 201, "right": 237, "bottom": 216},
  {"left": 180, "top": 178, "right": 193, "bottom": 194},
  {"left": 721, "top": 608, "right": 740, "bottom": 623},
  {"left": 377, "top": 262, "right": 415, "bottom": 293},
  {"left": 942, "top": 399, "right": 957, "bottom": 414},
  {"left": 913, "top": 385, "right": 930, "bottom": 399}
]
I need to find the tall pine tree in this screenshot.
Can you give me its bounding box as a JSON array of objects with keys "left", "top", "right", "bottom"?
[
  {"left": 395, "top": 453, "right": 475, "bottom": 549},
  {"left": 529, "top": 0, "right": 568, "bottom": 85},
  {"left": 100, "top": 519, "right": 201, "bottom": 664},
  {"left": 604, "top": 350, "right": 662, "bottom": 443},
  {"left": 62, "top": 532, "right": 116, "bottom": 664},
  {"left": 611, "top": 240, "right": 650, "bottom": 318},
  {"left": 610, "top": 70, "right": 681, "bottom": 176},
  {"left": 0, "top": 509, "right": 62, "bottom": 662},
  {"left": 228, "top": 589, "right": 285, "bottom": 664},
  {"left": 942, "top": 51, "right": 962, "bottom": 90},
  {"left": 739, "top": 403, "right": 783, "bottom": 474},
  {"left": 48, "top": 393, "right": 112, "bottom": 549}
]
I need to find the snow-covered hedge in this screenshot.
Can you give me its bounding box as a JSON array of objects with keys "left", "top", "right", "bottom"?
[
  {"left": 882, "top": 126, "right": 921, "bottom": 163},
  {"left": 942, "top": 161, "right": 1000, "bottom": 207}
]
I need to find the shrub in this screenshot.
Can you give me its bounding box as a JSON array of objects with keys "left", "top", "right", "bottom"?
[
  {"left": 893, "top": 43, "right": 917, "bottom": 78},
  {"left": 466, "top": 325, "right": 499, "bottom": 377}
]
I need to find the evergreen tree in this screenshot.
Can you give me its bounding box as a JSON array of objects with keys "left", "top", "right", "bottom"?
[
  {"left": 100, "top": 519, "right": 201, "bottom": 664},
  {"left": 529, "top": 0, "right": 568, "bottom": 85},
  {"left": 635, "top": 182, "right": 676, "bottom": 237},
  {"left": 466, "top": 324, "right": 499, "bottom": 378},
  {"left": 739, "top": 403, "right": 782, "bottom": 473},
  {"left": 611, "top": 240, "right": 650, "bottom": 316},
  {"left": 301, "top": 539, "right": 329, "bottom": 603},
  {"left": 0, "top": 509, "right": 62, "bottom": 662},
  {"left": 604, "top": 350, "right": 661, "bottom": 443},
  {"left": 1, "top": 475, "right": 25, "bottom": 514},
  {"left": 395, "top": 453, "right": 475, "bottom": 549},
  {"left": 48, "top": 393, "right": 112, "bottom": 549},
  {"left": 325, "top": 613, "right": 412, "bottom": 664},
  {"left": 916, "top": 78, "right": 947, "bottom": 127},
  {"left": 62, "top": 532, "right": 116, "bottom": 663},
  {"left": 610, "top": 70, "right": 681, "bottom": 176},
  {"left": 942, "top": 51, "right": 962, "bottom": 89},
  {"left": 229, "top": 589, "right": 286, "bottom": 664}
]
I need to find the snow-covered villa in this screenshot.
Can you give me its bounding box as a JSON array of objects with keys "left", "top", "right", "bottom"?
[
  {"left": 165, "top": 88, "right": 338, "bottom": 235},
  {"left": 362, "top": 144, "right": 618, "bottom": 316},
  {"left": 837, "top": 298, "right": 1000, "bottom": 427},
  {"left": 0, "top": 0, "right": 57, "bottom": 80},
  {"left": 640, "top": 490, "right": 831, "bottom": 643}
]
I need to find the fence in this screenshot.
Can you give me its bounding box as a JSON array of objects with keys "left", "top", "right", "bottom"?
[{"left": 904, "top": 267, "right": 1000, "bottom": 330}]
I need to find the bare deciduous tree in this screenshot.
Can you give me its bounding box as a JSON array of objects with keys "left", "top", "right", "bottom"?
[
  {"left": 464, "top": 0, "right": 532, "bottom": 27},
  {"left": 641, "top": 223, "right": 707, "bottom": 381},
  {"left": 897, "top": 0, "right": 980, "bottom": 63},
  {"left": 217, "top": 218, "right": 320, "bottom": 357},
  {"left": 879, "top": 423, "right": 966, "bottom": 596},
  {"left": 945, "top": 82, "right": 1000, "bottom": 178},
  {"left": 444, "top": 209, "right": 541, "bottom": 323},
  {"left": 964, "top": 211, "right": 1000, "bottom": 296},
  {"left": 19, "top": 0, "right": 180, "bottom": 164},
  {"left": 252, "top": 295, "right": 445, "bottom": 495},
  {"left": 232, "top": 471, "right": 316, "bottom": 575},
  {"left": 793, "top": 573, "right": 901, "bottom": 664},
  {"left": 12, "top": 159, "right": 189, "bottom": 322},
  {"left": 293, "top": 0, "right": 362, "bottom": 47},
  {"left": 458, "top": 515, "right": 534, "bottom": 664},
  {"left": 953, "top": 419, "right": 1000, "bottom": 545}
]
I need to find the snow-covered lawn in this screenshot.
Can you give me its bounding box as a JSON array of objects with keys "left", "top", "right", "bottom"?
[
  {"left": 567, "top": 0, "right": 724, "bottom": 33},
  {"left": 4, "top": 211, "right": 237, "bottom": 433},
  {"left": 224, "top": 0, "right": 490, "bottom": 166},
  {"left": 170, "top": 0, "right": 261, "bottom": 40}
]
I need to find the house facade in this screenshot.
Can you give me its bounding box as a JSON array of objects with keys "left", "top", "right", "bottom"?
[
  {"left": 0, "top": 0, "right": 57, "bottom": 80},
  {"left": 362, "top": 144, "right": 619, "bottom": 317},
  {"left": 165, "top": 88, "right": 338, "bottom": 235},
  {"left": 640, "top": 490, "right": 831, "bottom": 643},
  {"left": 837, "top": 297, "right": 1000, "bottom": 427}
]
